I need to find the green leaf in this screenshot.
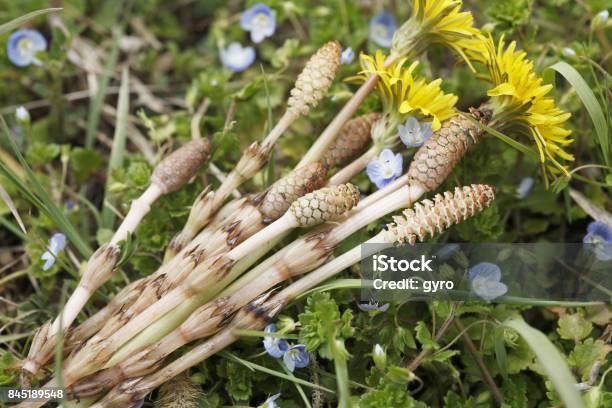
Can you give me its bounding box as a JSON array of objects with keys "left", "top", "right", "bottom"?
[
  {"left": 298, "top": 292, "right": 354, "bottom": 359},
  {"left": 415, "top": 321, "right": 438, "bottom": 349},
  {"left": 392, "top": 326, "right": 416, "bottom": 352},
  {"left": 549, "top": 61, "right": 610, "bottom": 165},
  {"left": 25, "top": 142, "right": 60, "bottom": 167},
  {"left": 568, "top": 338, "right": 606, "bottom": 381},
  {"left": 0, "top": 351, "right": 18, "bottom": 386},
  {"left": 0, "top": 8, "right": 62, "bottom": 36},
  {"left": 71, "top": 147, "right": 103, "bottom": 183},
  {"left": 557, "top": 313, "right": 593, "bottom": 341},
  {"left": 503, "top": 316, "right": 586, "bottom": 408},
  {"left": 101, "top": 67, "right": 130, "bottom": 229}
]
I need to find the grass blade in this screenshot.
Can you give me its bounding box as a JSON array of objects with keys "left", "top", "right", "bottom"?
[
  {"left": 549, "top": 61, "right": 610, "bottom": 166},
  {"left": 493, "top": 325, "right": 508, "bottom": 381},
  {"left": 220, "top": 351, "right": 335, "bottom": 394},
  {"left": 0, "top": 183, "right": 26, "bottom": 235},
  {"left": 0, "top": 8, "right": 62, "bottom": 35},
  {"left": 85, "top": 37, "right": 121, "bottom": 149},
  {"left": 0, "top": 116, "right": 92, "bottom": 257},
  {"left": 503, "top": 316, "right": 585, "bottom": 408},
  {"left": 101, "top": 67, "right": 130, "bottom": 228}
]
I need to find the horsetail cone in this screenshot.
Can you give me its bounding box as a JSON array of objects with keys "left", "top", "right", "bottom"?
[
  {"left": 407, "top": 108, "right": 492, "bottom": 192},
  {"left": 259, "top": 161, "right": 328, "bottom": 222},
  {"left": 151, "top": 138, "right": 211, "bottom": 193},
  {"left": 290, "top": 183, "right": 360, "bottom": 227},
  {"left": 287, "top": 41, "right": 342, "bottom": 116},
  {"left": 323, "top": 112, "right": 380, "bottom": 168},
  {"left": 385, "top": 184, "right": 496, "bottom": 245}
]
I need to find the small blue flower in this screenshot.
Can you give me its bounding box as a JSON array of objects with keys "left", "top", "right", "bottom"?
[
  {"left": 65, "top": 199, "right": 76, "bottom": 213},
  {"left": 368, "top": 11, "right": 397, "bottom": 48},
  {"left": 263, "top": 324, "right": 289, "bottom": 358},
  {"left": 283, "top": 344, "right": 310, "bottom": 372},
  {"left": 15, "top": 106, "right": 30, "bottom": 124},
  {"left": 583, "top": 221, "right": 612, "bottom": 261},
  {"left": 398, "top": 116, "right": 433, "bottom": 148},
  {"left": 341, "top": 47, "right": 355, "bottom": 64},
  {"left": 260, "top": 393, "right": 281, "bottom": 408},
  {"left": 562, "top": 47, "right": 576, "bottom": 57},
  {"left": 435, "top": 243, "right": 460, "bottom": 261},
  {"left": 7, "top": 29, "right": 47, "bottom": 67},
  {"left": 366, "top": 148, "right": 403, "bottom": 189},
  {"left": 240, "top": 3, "right": 276, "bottom": 43},
  {"left": 516, "top": 177, "right": 534, "bottom": 199},
  {"left": 469, "top": 262, "right": 508, "bottom": 301},
  {"left": 358, "top": 300, "right": 389, "bottom": 312},
  {"left": 220, "top": 42, "right": 256, "bottom": 73},
  {"left": 41, "top": 233, "right": 67, "bottom": 271},
  {"left": 592, "top": 10, "right": 609, "bottom": 29}
]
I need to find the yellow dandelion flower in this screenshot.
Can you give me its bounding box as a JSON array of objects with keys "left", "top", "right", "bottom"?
[
  {"left": 478, "top": 35, "right": 574, "bottom": 176},
  {"left": 347, "top": 51, "right": 458, "bottom": 132},
  {"left": 391, "top": 0, "right": 484, "bottom": 70}
]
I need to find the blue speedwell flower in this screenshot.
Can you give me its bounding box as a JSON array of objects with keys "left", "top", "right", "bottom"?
[
  {"left": 583, "top": 220, "right": 612, "bottom": 261},
  {"left": 41, "top": 233, "right": 67, "bottom": 271},
  {"left": 398, "top": 116, "right": 433, "bottom": 148},
  {"left": 516, "top": 177, "right": 534, "bottom": 199},
  {"left": 220, "top": 42, "right": 256, "bottom": 73},
  {"left": 366, "top": 148, "right": 403, "bottom": 189},
  {"left": 469, "top": 262, "right": 508, "bottom": 301},
  {"left": 341, "top": 47, "right": 355, "bottom": 64},
  {"left": 562, "top": 47, "right": 576, "bottom": 57},
  {"left": 368, "top": 11, "right": 397, "bottom": 48},
  {"left": 283, "top": 344, "right": 310, "bottom": 372},
  {"left": 358, "top": 300, "right": 390, "bottom": 312},
  {"left": 240, "top": 3, "right": 276, "bottom": 43},
  {"left": 260, "top": 393, "right": 281, "bottom": 408},
  {"left": 7, "top": 29, "right": 47, "bottom": 67},
  {"left": 263, "top": 324, "right": 289, "bottom": 358},
  {"left": 15, "top": 106, "right": 30, "bottom": 124},
  {"left": 435, "top": 243, "right": 460, "bottom": 261}
]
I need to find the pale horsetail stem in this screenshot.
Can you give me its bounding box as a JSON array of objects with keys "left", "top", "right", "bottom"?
[
  {"left": 90, "top": 184, "right": 496, "bottom": 406},
  {"left": 21, "top": 138, "right": 210, "bottom": 386},
  {"left": 165, "top": 41, "right": 342, "bottom": 261},
  {"left": 327, "top": 144, "right": 379, "bottom": 186}
]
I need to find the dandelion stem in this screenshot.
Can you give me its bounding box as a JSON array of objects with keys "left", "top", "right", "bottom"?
[{"left": 298, "top": 75, "right": 379, "bottom": 167}]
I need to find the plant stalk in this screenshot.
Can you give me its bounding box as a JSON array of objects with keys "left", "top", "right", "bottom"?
[{"left": 297, "top": 75, "right": 379, "bottom": 167}]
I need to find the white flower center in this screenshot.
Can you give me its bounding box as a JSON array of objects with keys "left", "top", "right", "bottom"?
[
  {"left": 587, "top": 234, "right": 605, "bottom": 244},
  {"left": 381, "top": 162, "right": 395, "bottom": 179},
  {"left": 18, "top": 38, "right": 36, "bottom": 56},
  {"left": 373, "top": 24, "right": 389, "bottom": 39},
  {"left": 253, "top": 13, "right": 270, "bottom": 29}
]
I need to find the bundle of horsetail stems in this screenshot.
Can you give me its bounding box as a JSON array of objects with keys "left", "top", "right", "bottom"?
[
  {"left": 15, "top": 2, "right": 581, "bottom": 407},
  {"left": 84, "top": 184, "right": 497, "bottom": 407}
]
